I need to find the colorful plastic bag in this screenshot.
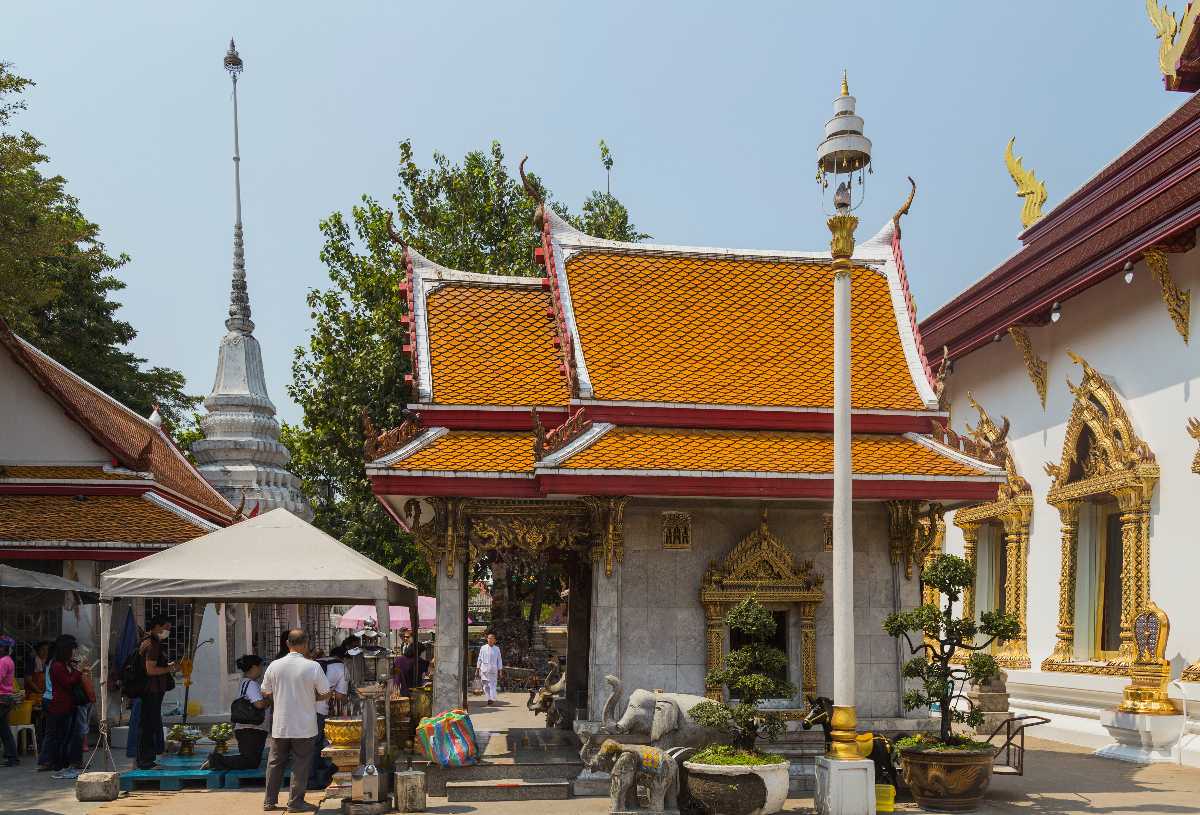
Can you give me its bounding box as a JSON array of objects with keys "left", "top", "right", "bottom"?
[{"left": 417, "top": 708, "right": 479, "bottom": 767}]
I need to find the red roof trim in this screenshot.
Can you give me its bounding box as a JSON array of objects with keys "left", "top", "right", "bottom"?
[
  {"left": 414, "top": 407, "right": 569, "bottom": 430},
  {"left": 0, "top": 547, "right": 161, "bottom": 561},
  {"left": 0, "top": 482, "right": 230, "bottom": 526},
  {"left": 369, "top": 474, "right": 543, "bottom": 498}
]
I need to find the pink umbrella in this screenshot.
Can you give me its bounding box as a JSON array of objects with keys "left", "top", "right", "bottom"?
[{"left": 337, "top": 596, "right": 441, "bottom": 630}]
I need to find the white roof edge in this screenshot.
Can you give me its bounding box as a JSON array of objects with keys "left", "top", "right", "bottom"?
[
  {"left": 874, "top": 220, "right": 941, "bottom": 409},
  {"left": 903, "top": 432, "right": 1005, "bottom": 476},
  {"left": 537, "top": 467, "right": 1005, "bottom": 482},
  {"left": 371, "top": 427, "right": 448, "bottom": 468},
  {"left": 550, "top": 232, "right": 593, "bottom": 397},
  {"left": 142, "top": 491, "right": 221, "bottom": 533},
  {"left": 537, "top": 422, "right": 615, "bottom": 468}
]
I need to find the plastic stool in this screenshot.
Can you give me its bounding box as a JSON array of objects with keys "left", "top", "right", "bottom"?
[{"left": 13, "top": 723, "right": 37, "bottom": 756}]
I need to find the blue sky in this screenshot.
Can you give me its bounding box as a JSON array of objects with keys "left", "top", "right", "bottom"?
[{"left": 6, "top": 1, "right": 1183, "bottom": 423}]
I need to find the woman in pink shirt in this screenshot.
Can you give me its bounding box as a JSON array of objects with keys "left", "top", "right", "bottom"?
[{"left": 0, "top": 635, "right": 18, "bottom": 766}]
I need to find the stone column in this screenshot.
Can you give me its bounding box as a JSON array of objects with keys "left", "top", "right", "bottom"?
[
  {"left": 1048, "top": 502, "right": 1080, "bottom": 664},
  {"left": 588, "top": 556, "right": 622, "bottom": 722},
  {"left": 432, "top": 556, "right": 465, "bottom": 716}
]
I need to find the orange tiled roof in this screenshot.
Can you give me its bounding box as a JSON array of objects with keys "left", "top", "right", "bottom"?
[
  {"left": 0, "top": 494, "right": 210, "bottom": 544},
  {"left": 0, "top": 324, "right": 234, "bottom": 522},
  {"left": 559, "top": 427, "right": 988, "bottom": 476},
  {"left": 426, "top": 285, "right": 569, "bottom": 406},
  {"left": 391, "top": 431, "right": 534, "bottom": 473},
  {"left": 0, "top": 465, "right": 145, "bottom": 481},
  {"left": 564, "top": 253, "right": 924, "bottom": 410}
]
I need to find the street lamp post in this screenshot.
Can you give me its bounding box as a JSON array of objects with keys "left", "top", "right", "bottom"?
[{"left": 814, "top": 74, "right": 876, "bottom": 815}]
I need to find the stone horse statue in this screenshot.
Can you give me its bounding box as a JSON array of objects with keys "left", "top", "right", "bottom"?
[
  {"left": 527, "top": 658, "right": 571, "bottom": 729},
  {"left": 801, "top": 695, "right": 899, "bottom": 789}
]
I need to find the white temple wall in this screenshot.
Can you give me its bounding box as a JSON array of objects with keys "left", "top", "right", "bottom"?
[
  {"left": 939, "top": 247, "right": 1200, "bottom": 762},
  {"left": 594, "top": 499, "right": 922, "bottom": 722},
  {"left": 0, "top": 349, "right": 109, "bottom": 465}
]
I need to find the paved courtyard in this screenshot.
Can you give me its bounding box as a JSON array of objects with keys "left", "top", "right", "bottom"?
[{"left": 3, "top": 697, "right": 1199, "bottom": 815}]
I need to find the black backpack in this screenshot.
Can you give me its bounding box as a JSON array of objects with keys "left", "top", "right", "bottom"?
[{"left": 119, "top": 648, "right": 148, "bottom": 698}]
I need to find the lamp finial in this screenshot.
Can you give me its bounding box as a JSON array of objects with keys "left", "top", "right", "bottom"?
[{"left": 841, "top": 70, "right": 849, "bottom": 97}]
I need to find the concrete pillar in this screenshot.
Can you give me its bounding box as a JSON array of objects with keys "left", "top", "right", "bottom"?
[
  {"left": 432, "top": 557, "right": 465, "bottom": 716},
  {"left": 565, "top": 554, "right": 593, "bottom": 717},
  {"left": 587, "top": 557, "right": 622, "bottom": 722}
]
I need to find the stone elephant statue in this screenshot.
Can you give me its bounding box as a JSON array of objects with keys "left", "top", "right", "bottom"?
[
  {"left": 592, "top": 739, "right": 679, "bottom": 814},
  {"left": 609, "top": 679, "right": 727, "bottom": 749}
]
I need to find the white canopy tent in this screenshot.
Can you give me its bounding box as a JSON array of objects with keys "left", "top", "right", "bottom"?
[{"left": 97, "top": 508, "right": 420, "bottom": 736}]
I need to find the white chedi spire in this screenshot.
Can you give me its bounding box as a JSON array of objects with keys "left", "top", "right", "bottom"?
[{"left": 191, "top": 39, "right": 311, "bottom": 520}]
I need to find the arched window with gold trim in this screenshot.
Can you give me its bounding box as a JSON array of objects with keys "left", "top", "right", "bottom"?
[
  {"left": 952, "top": 393, "right": 1032, "bottom": 668},
  {"left": 1042, "top": 353, "right": 1158, "bottom": 675}
]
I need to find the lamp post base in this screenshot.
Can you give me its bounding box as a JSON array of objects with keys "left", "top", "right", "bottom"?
[
  {"left": 827, "top": 705, "right": 861, "bottom": 761},
  {"left": 815, "top": 755, "right": 876, "bottom": 815}
]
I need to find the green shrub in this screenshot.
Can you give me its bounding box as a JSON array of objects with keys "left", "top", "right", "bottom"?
[{"left": 690, "top": 744, "right": 786, "bottom": 766}]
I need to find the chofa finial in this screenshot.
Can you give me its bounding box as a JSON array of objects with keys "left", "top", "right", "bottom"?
[{"left": 1004, "top": 137, "right": 1048, "bottom": 230}]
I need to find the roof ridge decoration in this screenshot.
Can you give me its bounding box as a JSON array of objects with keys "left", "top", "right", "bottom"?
[
  {"left": 386, "top": 214, "right": 421, "bottom": 392},
  {"left": 531, "top": 406, "right": 592, "bottom": 460},
  {"left": 1005, "top": 138, "right": 1048, "bottom": 230},
  {"left": 522, "top": 157, "right": 581, "bottom": 397},
  {"left": 1148, "top": 0, "right": 1200, "bottom": 89},
  {"left": 362, "top": 408, "right": 423, "bottom": 461},
  {"left": 924, "top": 417, "right": 1008, "bottom": 470}
]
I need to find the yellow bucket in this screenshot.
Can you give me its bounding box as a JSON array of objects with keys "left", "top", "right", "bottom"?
[
  {"left": 875, "top": 783, "right": 896, "bottom": 813},
  {"left": 9, "top": 700, "right": 33, "bottom": 726}
]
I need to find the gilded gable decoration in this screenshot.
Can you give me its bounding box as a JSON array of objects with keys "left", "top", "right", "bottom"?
[
  {"left": 1043, "top": 353, "right": 1159, "bottom": 674},
  {"left": 699, "top": 511, "right": 824, "bottom": 700},
  {"left": 1142, "top": 248, "right": 1191, "bottom": 344},
  {"left": 662, "top": 511, "right": 691, "bottom": 550},
  {"left": 1005, "top": 138, "right": 1048, "bottom": 230},
  {"left": 952, "top": 393, "right": 1033, "bottom": 668},
  {"left": 1008, "top": 327, "right": 1048, "bottom": 409},
  {"left": 362, "top": 409, "right": 422, "bottom": 461}
]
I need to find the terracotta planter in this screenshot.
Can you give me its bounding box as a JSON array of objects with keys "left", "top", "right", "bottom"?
[
  {"left": 898, "top": 747, "right": 994, "bottom": 813},
  {"left": 683, "top": 760, "right": 790, "bottom": 815}
]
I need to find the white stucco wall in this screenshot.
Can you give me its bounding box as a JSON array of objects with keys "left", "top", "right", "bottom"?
[
  {"left": 591, "top": 499, "right": 923, "bottom": 723},
  {"left": 0, "top": 348, "right": 110, "bottom": 465},
  {"left": 941, "top": 247, "right": 1200, "bottom": 671}
]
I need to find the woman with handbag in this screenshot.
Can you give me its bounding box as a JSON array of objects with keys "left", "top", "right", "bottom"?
[{"left": 205, "top": 655, "right": 271, "bottom": 771}]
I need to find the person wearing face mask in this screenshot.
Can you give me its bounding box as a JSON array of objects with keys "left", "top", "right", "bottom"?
[{"left": 136, "top": 615, "right": 177, "bottom": 770}]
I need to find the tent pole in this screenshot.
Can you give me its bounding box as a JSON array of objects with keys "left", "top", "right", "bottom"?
[
  {"left": 99, "top": 600, "right": 112, "bottom": 726},
  {"left": 376, "top": 595, "right": 391, "bottom": 770},
  {"left": 406, "top": 596, "right": 419, "bottom": 770}
]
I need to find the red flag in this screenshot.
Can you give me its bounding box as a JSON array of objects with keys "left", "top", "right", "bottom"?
[{"left": 248, "top": 501, "right": 260, "bottom": 518}]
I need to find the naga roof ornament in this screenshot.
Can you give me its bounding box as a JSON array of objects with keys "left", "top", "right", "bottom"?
[{"left": 1004, "top": 137, "right": 1048, "bottom": 230}]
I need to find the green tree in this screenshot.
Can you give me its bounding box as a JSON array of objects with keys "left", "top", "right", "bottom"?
[
  {"left": 883, "top": 553, "right": 1021, "bottom": 744},
  {"left": 689, "top": 597, "right": 796, "bottom": 752},
  {"left": 0, "top": 63, "right": 197, "bottom": 428},
  {"left": 287, "top": 139, "right": 646, "bottom": 592}
]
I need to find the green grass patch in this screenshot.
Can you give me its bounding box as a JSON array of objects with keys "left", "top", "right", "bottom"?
[
  {"left": 895, "top": 733, "right": 994, "bottom": 753},
  {"left": 690, "top": 745, "right": 786, "bottom": 766}
]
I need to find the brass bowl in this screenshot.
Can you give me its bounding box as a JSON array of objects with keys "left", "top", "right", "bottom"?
[{"left": 323, "top": 717, "right": 386, "bottom": 749}]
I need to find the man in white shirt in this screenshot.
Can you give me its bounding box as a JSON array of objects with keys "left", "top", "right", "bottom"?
[
  {"left": 476, "top": 633, "right": 503, "bottom": 706},
  {"left": 260, "top": 629, "right": 330, "bottom": 813}
]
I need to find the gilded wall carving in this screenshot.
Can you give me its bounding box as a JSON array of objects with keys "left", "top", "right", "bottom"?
[
  {"left": 583, "top": 496, "right": 628, "bottom": 578},
  {"left": 952, "top": 393, "right": 1032, "bottom": 668},
  {"left": 699, "top": 511, "right": 824, "bottom": 701},
  {"left": 662, "top": 511, "right": 692, "bottom": 550},
  {"left": 1042, "top": 353, "right": 1158, "bottom": 675},
  {"left": 1142, "top": 248, "right": 1191, "bottom": 344},
  {"left": 1008, "top": 327, "right": 1048, "bottom": 409},
  {"left": 886, "top": 501, "right": 945, "bottom": 580},
  {"left": 1188, "top": 417, "right": 1200, "bottom": 475}
]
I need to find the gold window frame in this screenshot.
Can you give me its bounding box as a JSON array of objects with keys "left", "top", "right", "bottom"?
[{"left": 1042, "top": 353, "right": 1158, "bottom": 676}]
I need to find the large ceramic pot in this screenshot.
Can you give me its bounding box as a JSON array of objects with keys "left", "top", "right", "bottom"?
[
  {"left": 683, "top": 759, "right": 790, "bottom": 815},
  {"left": 898, "top": 747, "right": 994, "bottom": 813}
]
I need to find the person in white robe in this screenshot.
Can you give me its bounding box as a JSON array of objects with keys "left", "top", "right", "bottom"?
[{"left": 476, "top": 633, "right": 503, "bottom": 705}]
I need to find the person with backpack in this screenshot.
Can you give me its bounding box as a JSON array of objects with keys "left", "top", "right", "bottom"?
[
  {"left": 204, "top": 655, "right": 271, "bottom": 771},
  {"left": 134, "top": 615, "right": 176, "bottom": 770}
]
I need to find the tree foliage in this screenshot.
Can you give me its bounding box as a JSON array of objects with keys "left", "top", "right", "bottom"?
[
  {"left": 287, "top": 139, "right": 645, "bottom": 592},
  {"left": 882, "top": 553, "right": 1021, "bottom": 744},
  {"left": 0, "top": 63, "right": 197, "bottom": 428},
  {"left": 689, "top": 598, "right": 796, "bottom": 751}
]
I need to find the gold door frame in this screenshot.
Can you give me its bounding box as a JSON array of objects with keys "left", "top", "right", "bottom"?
[
  {"left": 1042, "top": 353, "right": 1158, "bottom": 675},
  {"left": 698, "top": 511, "right": 824, "bottom": 701}
]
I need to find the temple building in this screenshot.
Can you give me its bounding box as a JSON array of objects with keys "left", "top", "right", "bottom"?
[
  {"left": 0, "top": 319, "right": 241, "bottom": 714},
  {"left": 920, "top": 10, "right": 1200, "bottom": 766},
  {"left": 366, "top": 152, "right": 1009, "bottom": 731}
]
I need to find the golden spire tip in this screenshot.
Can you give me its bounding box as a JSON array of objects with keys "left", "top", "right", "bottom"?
[{"left": 841, "top": 70, "right": 849, "bottom": 96}]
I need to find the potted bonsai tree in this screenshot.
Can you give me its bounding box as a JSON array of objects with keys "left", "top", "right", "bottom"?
[
  {"left": 882, "top": 553, "right": 1020, "bottom": 813},
  {"left": 685, "top": 597, "right": 792, "bottom": 815}
]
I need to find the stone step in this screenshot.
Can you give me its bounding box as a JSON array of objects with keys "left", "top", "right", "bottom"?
[
  {"left": 445, "top": 778, "right": 572, "bottom": 802},
  {"left": 425, "top": 761, "right": 583, "bottom": 795}
]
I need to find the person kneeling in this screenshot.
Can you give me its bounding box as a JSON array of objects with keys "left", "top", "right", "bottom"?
[{"left": 206, "top": 655, "right": 271, "bottom": 771}]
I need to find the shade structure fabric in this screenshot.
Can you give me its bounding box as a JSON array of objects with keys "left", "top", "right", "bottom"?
[
  {"left": 338, "top": 598, "right": 440, "bottom": 631},
  {"left": 0, "top": 563, "right": 99, "bottom": 607},
  {"left": 99, "top": 508, "right": 419, "bottom": 606}
]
